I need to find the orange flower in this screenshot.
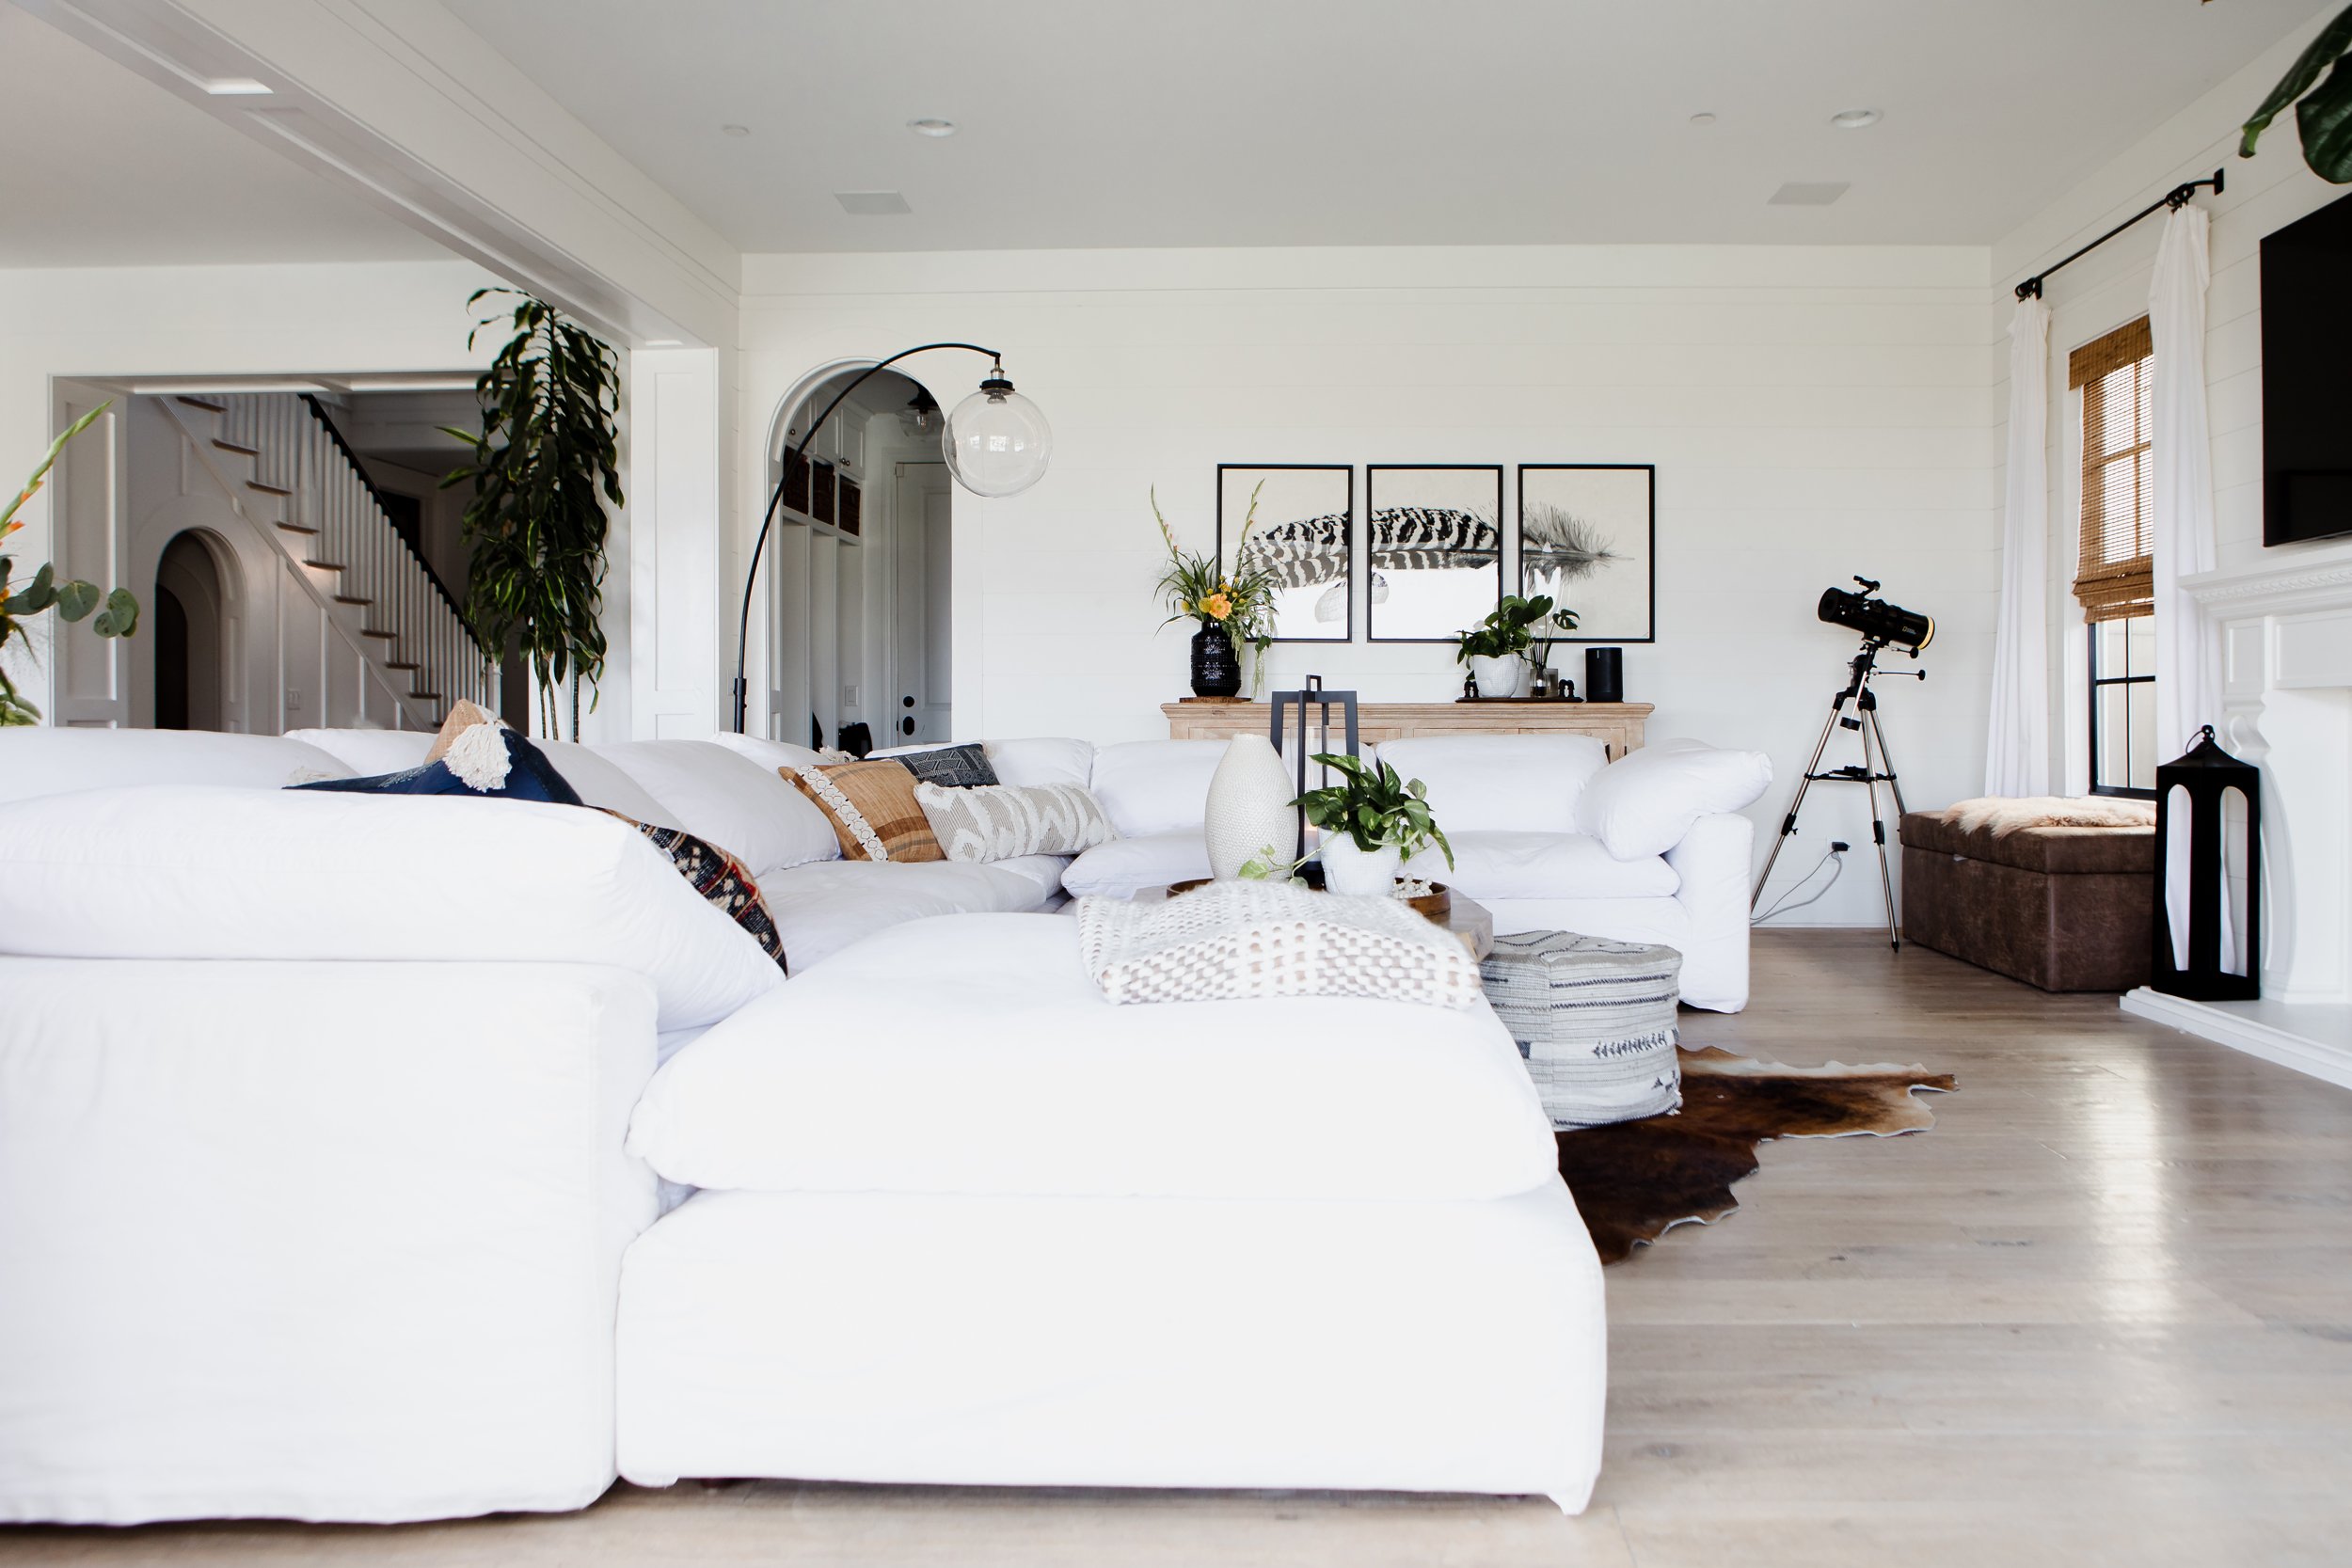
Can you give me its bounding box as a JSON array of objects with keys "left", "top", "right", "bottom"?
[{"left": 1200, "top": 592, "right": 1232, "bottom": 620}]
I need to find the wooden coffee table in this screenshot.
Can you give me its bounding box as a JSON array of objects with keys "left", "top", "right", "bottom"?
[{"left": 1145, "top": 883, "right": 1496, "bottom": 960}]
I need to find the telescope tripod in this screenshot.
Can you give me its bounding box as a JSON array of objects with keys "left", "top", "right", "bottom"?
[{"left": 1753, "top": 640, "right": 1924, "bottom": 949}]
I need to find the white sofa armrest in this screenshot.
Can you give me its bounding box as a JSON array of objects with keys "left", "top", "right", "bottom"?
[
  {"left": 1665, "top": 812, "right": 1754, "bottom": 1012},
  {"left": 0, "top": 957, "right": 659, "bottom": 1525}
]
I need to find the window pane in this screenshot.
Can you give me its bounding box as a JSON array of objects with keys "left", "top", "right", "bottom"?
[
  {"left": 2126, "top": 680, "right": 2157, "bottom": 791},
  {"left": 2093, "top": 618, "right": 2126, "bottom": 677},
  {"left": 2124, "top": 614, "right": 2154, "bottom": 679},
  {"left": 2095, "top": 682, "right": 2131, "bottom": 788}
]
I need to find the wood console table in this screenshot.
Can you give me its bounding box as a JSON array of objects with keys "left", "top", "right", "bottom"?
[{"left": 1162, "top": 700, "right": 1654, "bottom": 758}]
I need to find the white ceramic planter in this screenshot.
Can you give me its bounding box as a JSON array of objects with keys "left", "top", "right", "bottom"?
[
  {"left": 1470, "top": 653, "right": 1526, "bottom": 700},
  {"left": 1203, "top": 734, "right": 1298, "bottom": 880},
  {"left": 1321, "top": 835, "right": 1403, "bottom": 898}
]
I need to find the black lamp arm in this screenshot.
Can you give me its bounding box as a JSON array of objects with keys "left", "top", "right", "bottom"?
[{"left": 731, "top": 341, "right": 1000, "bottom": 733}]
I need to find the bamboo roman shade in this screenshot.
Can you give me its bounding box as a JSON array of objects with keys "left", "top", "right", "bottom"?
[{"left": 2070, "top": 316, "right": 2155, "bottom": 623}]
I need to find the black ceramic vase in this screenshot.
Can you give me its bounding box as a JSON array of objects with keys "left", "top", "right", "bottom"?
[{"left": 1189, "top": 622, "right": 1242, "bottom": 698}]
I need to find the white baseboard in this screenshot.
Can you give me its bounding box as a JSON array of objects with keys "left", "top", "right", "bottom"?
[{"left": 2119, "top": 988, "right": 2352, "bottom": 1092}]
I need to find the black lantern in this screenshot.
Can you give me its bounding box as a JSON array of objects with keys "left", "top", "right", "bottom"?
[{"left": 2151, "top": 724, "right": 2260, "bottom": 1002}]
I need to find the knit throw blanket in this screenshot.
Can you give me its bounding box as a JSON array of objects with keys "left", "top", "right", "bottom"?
[
  {"left": 1075, "top": 881, "right": 1484, "bottom": 1010},
  {"left": 1935, "top": 795, "right": 2155, "bottom": 837}
]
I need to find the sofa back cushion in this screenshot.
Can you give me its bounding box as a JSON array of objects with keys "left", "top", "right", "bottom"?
[
  {"left": 0, "top": 787, "right": 784, "bottom": 1030},
  {"left": 284, "top": 726, "right": 435, "bottom": 775},
  {"left": 1373, "top": 735, "right": 1610, "bottom": 835},
  {"left": 0, "top": 728, "right": 352, "bottom": 807},
  {"left": 591, "top": 739, "right": 839, "bottom": 878},
  {"left": 984, "top": 737, "right": 1095, "bottom": 790},
  {"left": 707, "top": 732, "right": 825, "bottom": 772},
  {"left": 1088, "top": 739, "right": 1226, "bottom": 837}
]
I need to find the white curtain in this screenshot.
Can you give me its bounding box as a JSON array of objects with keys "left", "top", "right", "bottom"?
[
  {"left": 1984, "top": 297, "right": 2052, "bottom": 797},
  {"left": 2148, "top": 203, "right": 2227, "bottom": 970}
]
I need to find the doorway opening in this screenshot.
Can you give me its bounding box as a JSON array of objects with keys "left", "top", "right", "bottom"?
[
  {"left": 765, "top": 364, "right": 951, "bottom": 751},
  {"left": 152, "top": 530, "right": 229, "bottom": 731}
]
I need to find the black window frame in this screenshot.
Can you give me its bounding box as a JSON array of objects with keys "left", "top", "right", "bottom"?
[{"left": 2088, "top": 618, "right": 2156, "bottom": 800}]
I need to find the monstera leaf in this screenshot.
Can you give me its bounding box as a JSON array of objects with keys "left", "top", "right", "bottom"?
[{"left": 2242, "top": 5, "right": 2352, "bottom": 182}]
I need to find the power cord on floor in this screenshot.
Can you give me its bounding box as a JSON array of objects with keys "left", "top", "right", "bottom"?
[{"left": 1752, "top": 840, "right": 1849, "bottom": 925}]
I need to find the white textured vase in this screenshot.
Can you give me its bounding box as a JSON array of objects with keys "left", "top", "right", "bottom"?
[
  {"left": 1203, "top": 734, "right": 1298, "bottom": 880},
  {"left": 1321, "top": 834, "right": 1402, "bottom": 898},
  {"left": 1470, "top": 653, "right": 1525, "bottom": 699}
]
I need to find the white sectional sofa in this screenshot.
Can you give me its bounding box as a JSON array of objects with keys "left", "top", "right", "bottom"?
[{"left": 0, "top": 720, "right": 1767, "bottom": 1526}]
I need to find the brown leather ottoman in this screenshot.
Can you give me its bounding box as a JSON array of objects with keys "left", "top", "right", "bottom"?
[{"left": 1899, "top": 812, "right": 2154, "bottom": 991}]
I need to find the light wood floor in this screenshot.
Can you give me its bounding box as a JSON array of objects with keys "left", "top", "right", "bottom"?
[{"left": 7, "top": 929, "right": 2348, "bottom": 1566}]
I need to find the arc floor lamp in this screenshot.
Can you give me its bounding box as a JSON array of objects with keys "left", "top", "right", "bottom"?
[{"left": 730, "top": 342, "right": 1051, "bottom": 733}]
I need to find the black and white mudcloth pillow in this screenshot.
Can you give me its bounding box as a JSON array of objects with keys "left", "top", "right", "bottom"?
[
  {"left": 894, "top": 742, "right": 1000, "bottom": 789},
  {"left": 914, "top": 780, "right": 1115, "bottom": 862}
]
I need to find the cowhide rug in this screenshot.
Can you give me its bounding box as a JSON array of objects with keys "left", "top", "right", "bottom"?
[{"left": 1555, "top": 1046, "right": 1957, "bottom": 1265}]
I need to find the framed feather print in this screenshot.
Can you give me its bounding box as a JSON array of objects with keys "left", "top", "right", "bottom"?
[
  {"left": 1364, "top": 465, "right": 1503, "bottom": 642},
  {"left": 1218, "top": 465, "right": 1353, "bottom": 641},
  {"left": 1518, "top": 464, "right": 1655, "bottom": 643}
]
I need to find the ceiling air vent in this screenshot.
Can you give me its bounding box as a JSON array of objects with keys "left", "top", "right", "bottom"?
[{"left": 834, "top": 191, "right": 913, "bottom": 215}]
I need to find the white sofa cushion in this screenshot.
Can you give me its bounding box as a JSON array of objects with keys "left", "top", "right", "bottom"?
[
  {"left": 1575, "top": 739, "right": 1773, "bottom": 861},
  {"left": 0, "top": 729, "right": 351, "bottom": 806},
  {"left": 0, "top": 787, "right": 784, "bottom": 1031},
  {"left": 984, "top": 737, "right": 1095, "bottom": 790},
  {"left": 756, "top": 856, "right": 1068, "bottom": 971},
  {"left": 1373, "top": 735, "right": 1609, "bottom": 835},
  {"left": 1088, "top": 739, "right": 1225, "bottom": 837},
  {"left": 591, "top": 739, "right": 839, "bottom": 877},
  {"left": 706, "top": 732, "right": 824, "bottom": 772},
  {"left": 1060, "top": 831, "right": 1210, "bottom": 898},
  {"left": 626, "top": 912, "right": 1558, "bottom": 1201},
  {"left": 283, "top": 726, "right": 434, "bottom": 775},
  {"left": 1412, "top": 830, "right": 1678, "bottom": 901}
]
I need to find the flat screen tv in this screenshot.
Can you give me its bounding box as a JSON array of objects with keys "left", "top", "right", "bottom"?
[{"left": 2262, "top": 189, "right": 2352, "bottom": 546}]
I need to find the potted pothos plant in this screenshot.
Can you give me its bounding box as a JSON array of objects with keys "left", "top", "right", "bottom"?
[
  {"left": 1296, "top": 752, "right": 1454, "bottom": 898},
  {"left": 441, "top": 288, "right": 624, "bottom": 740},
  {"left": 1152, "top": 483, "right": 1277, "bottom": 697},
  {"left": 0, "top": 403, "right": 139, "bottom": 725},
  {"left": 1454, "top": 594, "right": 1573, "bottom": 699}
]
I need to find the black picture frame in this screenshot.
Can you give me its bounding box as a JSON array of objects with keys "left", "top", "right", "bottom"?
[
  {"left": 1216, "top": 464, "right": 1355, "bottom": 643},
  {"left": 1516, "top": 464, "right": 1656, "bottom": 644},
  {"left": 1365, "top": 465, "right": 1504, "bottom": 643}
]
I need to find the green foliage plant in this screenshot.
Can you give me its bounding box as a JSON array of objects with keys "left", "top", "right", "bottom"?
[
  {"left": 1296, "top": 752, "right": 1454, "bottom": 867},
  {"left": 0, "top": 403, "right": 138, "bottom": 725}
]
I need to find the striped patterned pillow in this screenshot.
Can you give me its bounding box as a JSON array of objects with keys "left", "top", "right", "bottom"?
[
  {"left": 914, "top": 781, "right": 1115, "bottom": 863},
  {"left": 786, "top": 761, "right": 944, "bottom": 863}
]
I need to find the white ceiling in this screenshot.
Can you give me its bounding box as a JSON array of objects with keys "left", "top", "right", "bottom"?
[
  {"left": 440, "top": 0, "right": 2331, "bottom": 253},
  {"left": 0, "top": 7, "right": 448, "bottom": 268}
]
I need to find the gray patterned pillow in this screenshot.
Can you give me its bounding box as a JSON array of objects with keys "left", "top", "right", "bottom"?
[
  {"left": 914, "top": 780, "right": 1114, "bottom": 862},
  {"left": 894, "top": 742, "right": 999, "bottom": 789}
]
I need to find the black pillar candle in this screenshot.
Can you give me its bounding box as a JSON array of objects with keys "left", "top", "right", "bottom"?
[{"left": 1584, "top": 647, "right": 1624, "bottom": 705}]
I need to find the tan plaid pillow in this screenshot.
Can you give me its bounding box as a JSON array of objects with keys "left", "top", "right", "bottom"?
[{"left": 785, "top": 760, "right": 944, "bottom": 863}]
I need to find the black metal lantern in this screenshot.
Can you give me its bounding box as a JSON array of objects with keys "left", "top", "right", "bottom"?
[{"left": 2151, "top": 724, "right": 2260, "bottom": 1002}]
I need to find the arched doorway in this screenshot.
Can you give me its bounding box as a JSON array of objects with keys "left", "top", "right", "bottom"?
[{"left": 153, "top": 530, "right": 229, "bottom": 731}]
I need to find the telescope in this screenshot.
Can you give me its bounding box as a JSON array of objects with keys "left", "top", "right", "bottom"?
[{"left": 1817, "top": 578, "right": 1933, "bottom": 656}]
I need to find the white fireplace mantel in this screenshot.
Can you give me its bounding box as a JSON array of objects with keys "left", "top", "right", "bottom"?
[{"left": 2119, "top": 546, "right": 2352, "bottom": 1090}]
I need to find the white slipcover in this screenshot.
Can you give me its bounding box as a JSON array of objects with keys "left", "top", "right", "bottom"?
[
  {"left": 755, "top": 856, "right": 1066, "bottom": 971},
  {"left": 0, "top": 957, "right": 659, "bottom": 1525},
  {"left": 1375, "top": 734, "right": 1609, "bottom": 833},
  {"left": 1059, "top": 830, "right": 1211, "bottom": 898},
  {"left": 1411, "top": 830, "right": 1679, "bottom": 900},
  {"left": 628, "top": 913, "right": 1557, "bottom": 1201},
  {"left": 1087, "top": 739, "right": 1225, "bottom": 837},
  {"left": 0, "top": 728, "right": 350, "bottom": 806},
  {"left": 1573, "top": 739, "right": 1772, "bottom": 861},
  {"left": 590, "top": 738, "right": 838, "bottom": 877}
]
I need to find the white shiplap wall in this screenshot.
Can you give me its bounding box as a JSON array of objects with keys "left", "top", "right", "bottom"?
[{"left": 739, "top": 244, "right": 1999, "bottom": 924}]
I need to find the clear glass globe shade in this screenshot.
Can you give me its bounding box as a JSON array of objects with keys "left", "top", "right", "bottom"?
[{"left": 942, "top": 386, "right": 1052, "bottom": 498}]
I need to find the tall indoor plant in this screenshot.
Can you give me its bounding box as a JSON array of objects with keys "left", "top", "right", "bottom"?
[
  {"left": 0, "top": 403, "right": 138, "bottom": 725},
  {"left": 1296, "top": 752, "right": 1454, "bottom": 897},
  {"left": 442, "top": 287, "right": 624, "bottom": 739},
  {"left": 1152, "top": 483, "right": 1277, "bottom": 697},
  {"left": 2240, "top": 6, "right": 2352, "bottom": 182}
]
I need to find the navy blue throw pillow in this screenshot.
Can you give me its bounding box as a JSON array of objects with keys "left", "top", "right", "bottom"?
[{"left": 292, "top": 722, "right": 583, "bottom": 805}]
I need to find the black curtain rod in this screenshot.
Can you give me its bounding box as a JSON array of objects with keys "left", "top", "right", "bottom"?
[{"left": 2013, "top": 168, "right": 2223, "bottom": 301}]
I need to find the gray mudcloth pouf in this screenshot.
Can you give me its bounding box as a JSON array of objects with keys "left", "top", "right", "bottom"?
[{"left": 1480, "top": 931, "right": 1683, "bottom": 1129}]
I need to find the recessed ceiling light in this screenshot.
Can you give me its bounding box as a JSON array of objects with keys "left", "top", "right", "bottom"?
[
  {"left": 1769, "top": 181, "right": 1851, "bottom": 206},
  {"left": 721, "top": 123, "right": 751, "bottom": 137},
  {"left": 835, "top": 191, "right": 914, "bottom": 215},
  {"left": 1830, "top": 108, "right": 1883, "bottom": 130},
  {"left": 1689, "top": 112, "right": 1717, "bottom": 126},
  {"left": 644, "top": 339, "right": 684, "bottom": 348},
  {"left": 907, "top": 118, "right": 957, "bottom": 137},
  {"left": 202, "top": 77, "right": 272, "bottom": 96}
]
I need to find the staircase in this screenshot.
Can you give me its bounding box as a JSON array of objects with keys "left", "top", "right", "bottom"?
[{"left": 158, "top": 392, "right": 494, "bottom": 727}]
